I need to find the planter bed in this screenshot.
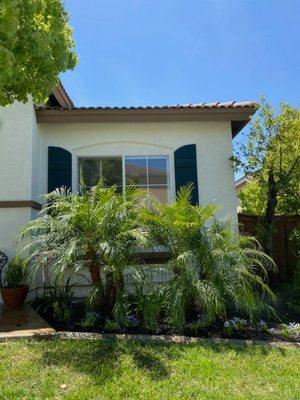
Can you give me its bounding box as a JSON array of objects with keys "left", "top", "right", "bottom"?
[{"left": 31, "top": 299, "right": 300, "bottom": 343}]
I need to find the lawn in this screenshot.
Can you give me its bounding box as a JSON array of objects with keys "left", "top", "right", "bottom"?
[{"left": 0, "top": 339, "right": 299, "bottom": 400}]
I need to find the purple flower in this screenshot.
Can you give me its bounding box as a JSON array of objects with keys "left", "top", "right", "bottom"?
[{"left": 128, "top": 315, "right": 140, "bottom": 326}]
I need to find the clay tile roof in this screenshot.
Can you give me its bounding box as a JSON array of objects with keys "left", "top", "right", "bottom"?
[
  {"left": 35, "top": 100, "right": 259, "bottom": 137},
  {"left": 37, "top": 100, "right": 259, "bottom": 111}
]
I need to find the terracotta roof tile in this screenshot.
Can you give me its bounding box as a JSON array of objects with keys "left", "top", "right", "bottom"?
[{"left": 37, "top": 100, "right": 259, "bottom": 111}]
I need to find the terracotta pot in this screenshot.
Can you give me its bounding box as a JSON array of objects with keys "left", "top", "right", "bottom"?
[{"left": 1, "top": 285, "right": 28, "bottom": 309}]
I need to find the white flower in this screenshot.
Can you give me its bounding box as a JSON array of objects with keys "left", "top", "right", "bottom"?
[{"left": 224, "top": 321, "right": 230, "bottom": 328}]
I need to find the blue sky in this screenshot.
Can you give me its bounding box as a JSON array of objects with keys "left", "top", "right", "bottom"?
[{"left": 62, "top": 0, "right": 300, "bottom": 136}]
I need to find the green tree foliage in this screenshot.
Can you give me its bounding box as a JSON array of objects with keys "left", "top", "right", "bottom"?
[
  {"left": 239, "top": 177, "right": 300, "bottom": 216},
  {"left": 235, "top": 99, "right": 300, "bottom": 254},
  {"left": 0, "top": 0, "right": 77, "bottom": 106},
  {"left": 142, "top": 185, "right": 275, "bottom": 329},
  {"left": 19, "top": 184, "right": 147, "bottom": 316}
]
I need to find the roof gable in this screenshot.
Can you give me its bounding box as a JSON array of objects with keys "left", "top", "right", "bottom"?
[{"left": 46, "top": 81, "right": 73, "bottom": 108}]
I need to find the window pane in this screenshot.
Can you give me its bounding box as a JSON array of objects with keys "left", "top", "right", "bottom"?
[
  {"left": 149, "top": 186, "right": 169, "bottom": 203},
  {"left": 148, "top": 157, "right": 168, "bottom": 185},
  {"left": 101, "top": 157, "right": 122, "bottom": 187},
  {"left": 125, "top": 157, "right": 147, "bottom": 185},
  {"left": 79, "top": 158, "right": 100, "bottom": 188}
]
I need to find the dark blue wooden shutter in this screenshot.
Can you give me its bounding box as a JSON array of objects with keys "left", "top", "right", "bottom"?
[
  {"left": 48, "top": 146, "right": 72, "bottom": 192},
  {"left": 174, "top": 144, "right": 199, "bottom": 205}
]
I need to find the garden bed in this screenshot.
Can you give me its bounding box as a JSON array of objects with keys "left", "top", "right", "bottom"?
[{"left": 31, "top": 298, "right": 300, "bottom": 343}]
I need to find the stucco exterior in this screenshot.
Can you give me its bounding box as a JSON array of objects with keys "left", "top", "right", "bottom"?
[
  {"left": 0, "top": 101, "right": 238, "bottom": 258},
  {"left": 0, "top": 101, "right": 38, "bottom": 258},
  {"left": 0, "top": 99, "right": 244, "bottom": 299},
  {"left": 39, "top": 120, "right": 237, "bottom": 213}
]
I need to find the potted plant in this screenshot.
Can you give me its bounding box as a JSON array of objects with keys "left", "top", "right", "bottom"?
[{"left": 1, "top": 255, "right": 29, "bottom": 309}]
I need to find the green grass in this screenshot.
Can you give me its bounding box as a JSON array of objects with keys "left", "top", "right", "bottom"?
[{"left": 0, "top": 339, "right": 299, "bottom": 399}]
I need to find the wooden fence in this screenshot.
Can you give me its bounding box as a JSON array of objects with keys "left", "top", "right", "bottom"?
[{"left": 238, "top": 214, "right": 300, "bottom": 282}]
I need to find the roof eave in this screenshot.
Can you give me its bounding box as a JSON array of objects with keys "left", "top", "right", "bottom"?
[{"left": 35, "top": 106, "right": 258, "bottom": 137}]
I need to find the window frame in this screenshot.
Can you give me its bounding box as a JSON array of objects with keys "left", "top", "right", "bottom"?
[
  {"left": 124, "top": 155, "right": 171, "bottom": 203},
  {"left": 77, "top": 154, "right": 171, "bottom": 203}
]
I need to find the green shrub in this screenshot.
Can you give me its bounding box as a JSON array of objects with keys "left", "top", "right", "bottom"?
[
  {"left": 19, "top": 184, "right": 147, "bottom": 317},
  {"left": 279, "top": 230, "right": 300, "bottom": 319},
  {"left": 80, "top": 312, "right": 98, "bottom": 329},
  {"left": 3, "top": 255, "right": 28, "bottom": 288},
  {"left": 135, "top": 287, "right": 165, "bottom": 333},
  {"left": 289, "top": 229, "right": 300, "bottom": 259},
  {"left": 19, "top": 183, "right": 276, "bottom": 332},
  {"left": 142, "top": 185, "right": 276, "bottom": 330},
  {"left": 37, "top": 276, "right": 76, "bottom": 324},
  {"left": 104, "top": 319, "right": 120, "bottom": 332}
]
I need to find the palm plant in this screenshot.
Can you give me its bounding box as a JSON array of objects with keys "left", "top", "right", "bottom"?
[
  {"left": 142, "top": 185, "right": 276, "bottom": 329},
  {"left": 19, "top": 183, "right": 147, "bottom": 315}
]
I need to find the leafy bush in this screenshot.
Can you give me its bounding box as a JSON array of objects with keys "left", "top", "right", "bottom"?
[
  {"left": 104, "top": 319, "right": 120, "bottom": 332},
  {"left": 19, "top": 183, "right": 276, "bottom": 334},
  {"left": 224, "top": 317, "right": 248, "bottom": 335},
  {"left": 289, "top": 229, "right": 300, "bottom": 259},
  {"left": 277, "top": 323, "right": 300, "bottom": 339},
  {"left": 19, "top": 184, "right": 147, "bottom": 316},
  {"left": 135, "top": 287, "right": 165, "bottom": 333},
  {"left": 113, "top": 271, "right": 165, "bottom": 333},
  {"left": 3, "top": 255, "right": 28, "bottom": 288},
  {"left": 37, "top": 276, "right": 76, "bottom": 325},
  {"left": 80, "top": 312, "right": 99, "bottom": 329},
  {"left": 142, "top": 185, "right": 276, "bottom": 330},
  {"left": 279, "top": 229, "right": 300, "bottom": 319}
]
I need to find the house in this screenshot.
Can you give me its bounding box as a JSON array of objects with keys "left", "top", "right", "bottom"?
[
  {"left": 235, "top": 175, "right": 253, "bottom": 212},
  {"left": 0, "top": 83, "right": 258, "bottom": 263}
]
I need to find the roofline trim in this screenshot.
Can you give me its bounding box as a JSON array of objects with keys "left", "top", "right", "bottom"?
[{"left": 35, "top": 106, "right": 257, "bottom": 137}]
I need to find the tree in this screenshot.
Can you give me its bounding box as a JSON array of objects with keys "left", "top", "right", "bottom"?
[
  {"left": 239, "top": 178, "right": 300, "bottom": 216},
  {"left": 19, "top": 184, "right": 147, "bottom": 316},
  {"left": 0, "top": 0, "right": 77, "bottom": 106},
  {"left": 235, "top": 99, "right": 300, "bottom": 255},
  {"left": 142, "top": 185, "right": 275, "bottom": 329}
]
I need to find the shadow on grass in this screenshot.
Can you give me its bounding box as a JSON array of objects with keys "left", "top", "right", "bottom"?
[
  {"left": 41, "top": 338, "right": 175, "bottom": 383},
  {"left": 197, "top": 341, "right": 287, "bottom": 356},
  {"left": 39, "top": 337, "right": 288, "bottom": 384},
  {"left": 128, "top": 345, "right": 171, "bottom": 379},
  {"left": 42, "top": 337, "right": 124, "bottom": 384}
]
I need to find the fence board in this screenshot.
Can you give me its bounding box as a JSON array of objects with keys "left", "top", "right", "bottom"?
[{"left": 238, "top": 214, "right": 300, "bottom": 282}]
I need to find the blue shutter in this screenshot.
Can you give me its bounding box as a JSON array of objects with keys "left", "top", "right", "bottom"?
[
  {"left": 48, "top": 146, "right": 72, "bottom": 192},
  {"left": 174, "top": 144, "right": 199, "bottom": 205}
]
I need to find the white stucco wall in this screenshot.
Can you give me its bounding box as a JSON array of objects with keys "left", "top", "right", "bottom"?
[
  {"left": 0, "top": 101, "right": 38, "bottom": 260},
  {"left": 0, "top": 101, "right": 36, "bottom": 200},
  {"left": 0, "top": 105, "right": 238, "bottom": 297},
  {"left": 0, "top": 102, "right": 39, "bottom": 301},
  {"left": 38, "top": 120, "right": 237, "bottom": 219}
]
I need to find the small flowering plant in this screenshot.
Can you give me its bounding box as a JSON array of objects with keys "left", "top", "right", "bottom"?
[
  {"left": 278, "top": 322, "right": 300, "bottom": 339},
  {"left": 127, "top": 314, "right": 140, "bottom": 327},
  {"left": 257, "top": 320, "right": 268, "bottom": 331},
  {"left": 223, "top": 317, "right": 247, "bottom": 334}
]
